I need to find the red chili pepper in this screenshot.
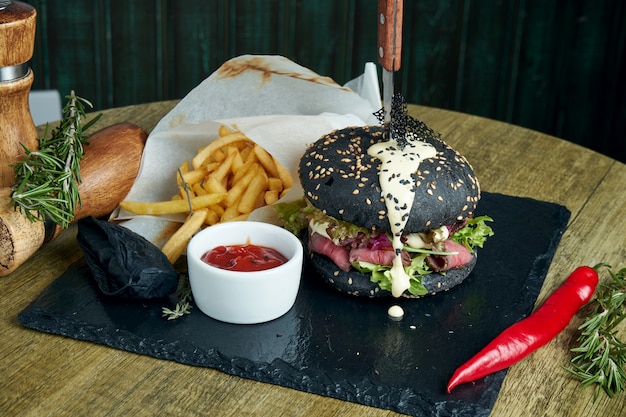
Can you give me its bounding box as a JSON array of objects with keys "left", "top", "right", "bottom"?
[{"left": 447, "top": 265, "right": 598, "bottom": 393}]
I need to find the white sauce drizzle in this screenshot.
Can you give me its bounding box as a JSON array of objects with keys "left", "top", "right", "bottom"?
[
  {"left": 387, "top": 304, "right": 405, "bottom": 320},
  {"left": 368, "top": 136, "right": 437, "bottom": 297},
  {"left": 404, "top": 233, "right": 427, "bottom": 249},
  {"left": 309, "top": 219, "right": 331, "bottom": 240}
]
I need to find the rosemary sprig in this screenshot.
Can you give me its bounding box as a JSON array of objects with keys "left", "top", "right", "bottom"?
[
  {"left": 178, "top": 168, "right": 194, "bottom": 216},
  {"left": 10, "top": 91, "right": 101, "bottom": 229},
  {"left": 162, "top": 273, "right": 193, "bottom": 320},
  {"left": 564, "top": 266, "right": 626, "bottom": 399}
]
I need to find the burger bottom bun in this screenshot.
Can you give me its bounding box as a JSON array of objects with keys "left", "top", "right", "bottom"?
[{"left": 304, "top": 236, "right": 478, "bottom": 298}]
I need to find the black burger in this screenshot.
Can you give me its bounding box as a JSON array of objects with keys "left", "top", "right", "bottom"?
[{"left": 277, "top": 121, "right": 493, "bottom": 298}]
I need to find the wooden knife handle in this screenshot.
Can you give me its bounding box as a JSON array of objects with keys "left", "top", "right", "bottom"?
[
  {"left": 377, "top": 0, "right": 404, "bottom": 71},
  {"left": 0, "top": 122, "right": 148, "bottom": 276}
]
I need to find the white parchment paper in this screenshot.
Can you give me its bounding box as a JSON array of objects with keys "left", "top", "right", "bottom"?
[{"left": 115, "top": 55, "right": 381, "bottom": 246}]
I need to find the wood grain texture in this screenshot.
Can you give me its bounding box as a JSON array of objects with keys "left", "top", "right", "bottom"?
[
  {"left": 0, "top": 122, "right": 147, "bottom": 276},
  {"left": 72, "top": 123, "right": 147, "bottom": 218},
  {"left": 0, "top": 101, "right": 625, "bottom": 416},
  {"left": 0, "top": 72, "right": 38, "bottom": 186},
  {"left": 377, "top": 0, "right": 403, "bottom": 71},
  {"left": 0, "top": 0, "right": 36, "bottom": 66}
]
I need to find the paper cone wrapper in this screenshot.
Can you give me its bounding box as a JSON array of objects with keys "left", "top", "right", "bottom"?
[{"left": 115, "top": 55, "right": 381, "bottom": 247}]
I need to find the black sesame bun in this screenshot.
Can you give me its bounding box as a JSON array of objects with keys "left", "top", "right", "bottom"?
[
  {"left": 300, "top": 125, "right": 480, "bottom": 233},
  {"left": 298, "top": 124, "right": 481, "bottom": 298}
]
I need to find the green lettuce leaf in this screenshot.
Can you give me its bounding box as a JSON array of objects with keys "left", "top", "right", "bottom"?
[
  {"left": 275, "top": 199, "right": 494, "bottom": 297},
  {"left": 451, "top": 215, "right": 494, "bottom": 252},
  {"left": 274, "top": 199, "right": 309, "bottom": 235},
  {"left": 353, "top": 254, "right": 430, "bottom": 297},
  {"left": 274, "top": 199, "right": 371, "bottom": 244}
]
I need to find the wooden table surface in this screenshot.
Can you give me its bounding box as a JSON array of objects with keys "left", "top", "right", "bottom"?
[{"left": 1, "top": 101, "right": 625, "bottom": 416}]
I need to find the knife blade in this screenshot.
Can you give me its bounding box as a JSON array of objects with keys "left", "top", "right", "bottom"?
[{"left": 377, "top": 0, "right": 403, "bottom": 127}]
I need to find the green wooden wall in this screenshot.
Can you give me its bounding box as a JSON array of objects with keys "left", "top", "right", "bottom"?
[{"left": 22, "top": 0, "right": 626, "bottom": 163}]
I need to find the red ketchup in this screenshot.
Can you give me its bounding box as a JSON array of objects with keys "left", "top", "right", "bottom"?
[{"left": 201, "top": 244, "right": 288, "bottom": 272}]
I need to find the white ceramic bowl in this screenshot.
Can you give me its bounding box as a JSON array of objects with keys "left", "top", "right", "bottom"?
[{"left": 187, "top": 221, "right": 303, "bottom": 324}]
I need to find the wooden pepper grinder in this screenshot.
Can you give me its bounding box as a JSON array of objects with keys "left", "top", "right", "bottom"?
[{"left": 0, "top": 0, "right": 38, "bottom": 187}]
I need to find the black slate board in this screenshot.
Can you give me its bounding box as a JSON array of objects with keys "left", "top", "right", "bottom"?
[{"left": 19, "top": 192, "right": 570, "bottom": 417}]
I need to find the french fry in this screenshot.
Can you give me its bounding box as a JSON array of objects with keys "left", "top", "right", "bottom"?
[
  {"left": 125, "top": 124, "right": 295, "bottom": 264},
  {"left": 203, "top": 174, "right": 228, "bottom": 194},
  {"left": 218, "top": 124, "right": 235, "bottom": 136},
  {"left": 253, "top": 144, "right": 280, "bottom": 179},
  {"left": 120, "top": 193, "right": 226, "bottom": 215},
  {"left": 228, "top": 145, "right": 245, "bottom": 173},
  {"left": 264, "top": 190, "right": 280, "bottom": 205},
  {"left": 161, "top": 209, "right": 208, "bottom": 263},
  {"left": 177, "top": 184, "right": 195, "bottom": 199},
  {"left": 203, "top": 161, "right": 221, "bottom": 174},
  {"left": 223, "top": 212, "right": 250, "bottom": 222},
  {"left": 243, "top": 146, "right": 258, "bottom": 164},
  {"left": 208, "top": 203, "right": 225, "bottom": 217},
  {"left": 267, "top": 177, "right": 283, "bottom": 192},
  {"left": 204, "top": 208, "right": 221, "bottom": 226},
  {"left": 275, "top": 158, "right": 294, "bottom": 189},
  {"left": 221, "top": 204, "right": 242, "bottom": 222},
  {"left": 211, "top": 148, "right": 226, "bottom": 162},
  {"left": 238, "top": 171, "right": 268, "bottom": 214},
  {"left": 182, "top": 166, "right": 209, "bottom": 184},
  {"left": 178, "top": 160, "right": 190, "bottom": 177},
  {"left": 240, "top": 145, "right": 253, "bottom": 162},
  {"left": 192, "top": 183, "right": 207, "bottom": 196},
  {"left": 209, "top": 150, "right": 237, "bottom": 186},
  {"left": 225, "top": 164, "right": 259, "bottom": 207},
  {"left": 231, "top": 158, "right": 258, "bottom": 185},
  {"left": 192, "top": 132, "right": 252, "bottom": 168}
]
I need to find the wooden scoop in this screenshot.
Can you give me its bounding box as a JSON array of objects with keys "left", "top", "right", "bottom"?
[{"left": 0, "top": 122, "right": 148, "bottom": 276}]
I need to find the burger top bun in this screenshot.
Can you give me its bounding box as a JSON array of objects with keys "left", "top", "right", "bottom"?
[{"left": 299, "top": 124, "right": 481, "bottom": 233}]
